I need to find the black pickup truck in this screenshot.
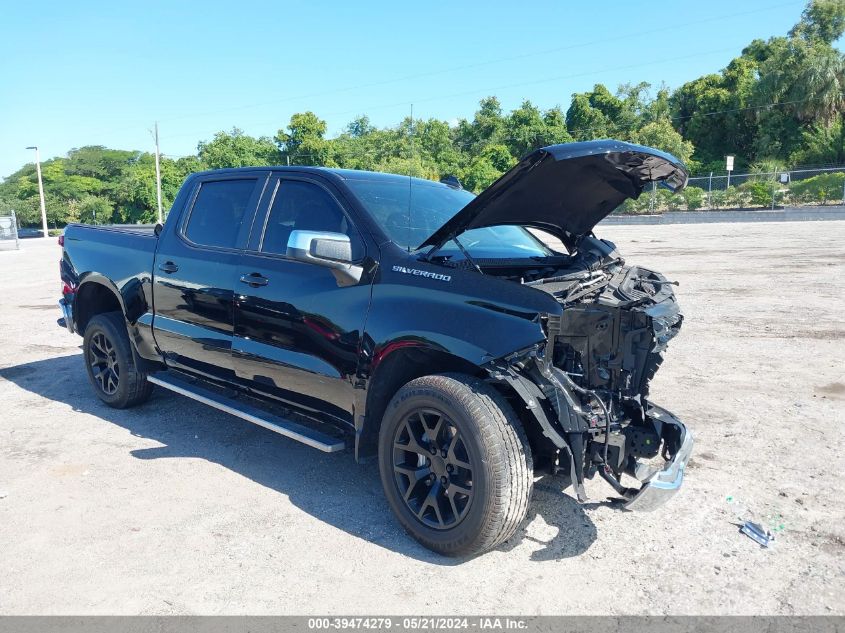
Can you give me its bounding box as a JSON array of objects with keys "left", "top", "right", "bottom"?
[{"left": 58, "top": 139, "right": 693, "bottom": 556}]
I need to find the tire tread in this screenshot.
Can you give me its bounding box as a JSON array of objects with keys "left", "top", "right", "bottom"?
[
  {"left": 83, "top": 311, "right": 152, "bottom": 409},
  {"left": 380, "top": 373, "right": 532, "bottom": 556}
]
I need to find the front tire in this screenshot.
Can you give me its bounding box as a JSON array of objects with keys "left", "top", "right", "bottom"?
[
  {"left": 378, "top": 373, "right": 533, "bottom": 557},
  {"left": 83, "top": 312, "right": 152, "bottom": 409}
]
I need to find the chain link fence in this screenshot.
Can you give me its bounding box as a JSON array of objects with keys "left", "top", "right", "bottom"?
[
  {"left": 623, "top": 166, "right": 845, "bottom": 213},
  {"left": 0, "top": 210, "right": 20, "bottom": 250}
]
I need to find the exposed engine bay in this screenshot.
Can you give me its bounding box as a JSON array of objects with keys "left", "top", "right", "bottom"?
[{"left": 446, "top": 234, "right": 691, "bottom": 508}]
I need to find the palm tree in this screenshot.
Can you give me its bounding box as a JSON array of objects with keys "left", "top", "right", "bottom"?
[
  {"left": 756, "top": 38, "right": 844, "bottom": 124},
  {"left": 792, "top": 45, "right": 845, "bottom": 124}
]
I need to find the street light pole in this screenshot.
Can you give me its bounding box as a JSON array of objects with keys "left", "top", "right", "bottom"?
[{"left": 25, "top": 146, "right": 49, "bottom": 238}]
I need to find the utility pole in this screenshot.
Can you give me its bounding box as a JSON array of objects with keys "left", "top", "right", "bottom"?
[
  {"left": 25, "top": 146, "right": 49, "bottom": 238},
  {"left": 153, "top": 122, "right": 163, "bottom": 224}
]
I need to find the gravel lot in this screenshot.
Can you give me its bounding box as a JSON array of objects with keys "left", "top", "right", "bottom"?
[{"left": 1, "top": 221, "right": 843, "bottom": 615}]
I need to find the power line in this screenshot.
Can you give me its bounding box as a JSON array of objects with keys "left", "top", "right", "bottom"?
[
  {"left": 160, "top": 43, "right": 745, "bottom": 144},
  {"left": 161, "top": 1, "right": 802, "bottom": 124},
  {"left": 94, "top": 0, "right": 802, "bottom": 139},
  {"left": 325, "top": 47, "right": 741, "bottom": 116}
]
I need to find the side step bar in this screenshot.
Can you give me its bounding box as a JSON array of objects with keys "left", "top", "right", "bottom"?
[{"left": 147, "top": 373, "right": 346, "bottom": 453}]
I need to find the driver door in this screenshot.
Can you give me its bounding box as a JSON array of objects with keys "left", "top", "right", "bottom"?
[{"left": 232, "top": 174, "right": 372, "bottom": 426}]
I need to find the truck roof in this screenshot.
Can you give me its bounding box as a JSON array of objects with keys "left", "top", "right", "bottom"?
[{"left": 191, "top": 166, "right": 448, "bottom": 188}]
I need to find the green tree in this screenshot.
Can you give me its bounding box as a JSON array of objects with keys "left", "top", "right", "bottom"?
[
  {"left": 198, "top": 128, "right": 280, "bottom": 169},
  {"left": 542, "top": 107, "right": 574, "bottom": 145},
  {"left": 76, "top": 194, "right": 115, "bottom": 224},
  {"left": 790, "top": 0, "right": 845, "bottom": 43},
  {"left": 346, "top": 115, "right": 374, "bottom": 138},
  {"left": 566, "top": 94, "right": 609, "bottom": 141},
  {"left": 460, "top": 144, "right": 515, "bottom": 192},
  {"left": 505, "top": 100, "right": 555, "bottom": 158},
  {"left": 454, "top": 97, "right": 506, "bottom": 153},
  {"left": 276, "top": 112, "right": 332, "bottom": 165},
  {"left": 414, "top": 118, "right": 463, "bottom": 177},
  {"left": 791, "top": 118, "right": 845, "bottom": 163},
  {"left": 632, "top": 119, "right": 695, "bottom": 165},
  {"left": 113, "top": 154, "right": 185, "bottom": 223},
  {"left": 64, "top": 146, "right": 137, "bottom": 180},
  {"left": 670, "top": 57, "right": 758, "bottom": 165},
  {"left": 752, "top": 25, "right": 845, "bottom": 162},
  {"left": 757, "top": 40, "right": 845, "bottom": 125}
]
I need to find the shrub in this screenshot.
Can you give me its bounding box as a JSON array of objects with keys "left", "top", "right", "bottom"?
[
  {"left": 617, "top": 194, "right": 653, "bottom": 215},
  {"left": 789, "top": 172, "right": 845, "bottom": 205},
  {"left": 709, "top": 189, "right": 727, "bottom": 209},
  {"left": 658, "top": 188, "right": 683, "bottom": 211},
  {"left": 724, "top": 186, "right": 747, "bottom": 208},
  {"left": 742, "top": 181, "right": 773, "bottom": 207},
  {"left": 682, "top": 186, "right": 706, "bottom": 210}
]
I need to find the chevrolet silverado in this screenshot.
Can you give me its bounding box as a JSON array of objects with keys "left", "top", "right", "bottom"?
[{"left": 58, "top": 140, "right": 694, "bottom": 556}]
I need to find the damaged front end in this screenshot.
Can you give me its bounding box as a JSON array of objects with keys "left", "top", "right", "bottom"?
[
  {"left": 419, "top": 139, "right": 693, "bottom": 509},
  {"left": 486, "top": 246, "right": 693, "bottom": 510}
]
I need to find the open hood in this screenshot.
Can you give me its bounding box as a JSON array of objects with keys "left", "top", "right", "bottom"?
[{"left": 419, "top": 140, "right": 688, "bottom": 249}]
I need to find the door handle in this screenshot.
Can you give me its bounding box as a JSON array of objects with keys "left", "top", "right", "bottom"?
[
  {"left": 240, "top": 273, "right": 269, "bottom": 287},
  {"left": 158, "top": 261, "right": 179, "bottom": 274}
]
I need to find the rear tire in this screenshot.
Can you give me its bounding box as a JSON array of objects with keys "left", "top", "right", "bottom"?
[
  {"left": 83, "top": 311, "right": 152, "bottom": 409},
  {"left": 378, "top": 373, "right": 532, "bottom": 557}
]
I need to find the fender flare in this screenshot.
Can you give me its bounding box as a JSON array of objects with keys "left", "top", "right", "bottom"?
[
  {"left": 354, "top": 335, "right": 489, "bottom": 461},
  {"left": 73, "top": 274, "right": 128, "bottom": 329}
]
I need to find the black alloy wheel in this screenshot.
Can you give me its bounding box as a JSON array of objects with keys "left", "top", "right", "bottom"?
[
  {"left": 378, "top": 373, "right": 533, "bottom": 557},
  {"left": 82, "top": 311, "right": 153, "bottom": 409},
  {"left": 392, "top": 407, "right": 474, "bottom": 529},
  {"left": 88, "top": 331, "right": 120, "bottom": 395}
]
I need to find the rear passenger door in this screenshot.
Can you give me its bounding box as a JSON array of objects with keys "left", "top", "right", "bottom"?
[
  {"left": 232, "top": 174, "right": 372, "bottom": 426},
  {"left": 153, "top": 173, "right": 266, "bottom": 381}
]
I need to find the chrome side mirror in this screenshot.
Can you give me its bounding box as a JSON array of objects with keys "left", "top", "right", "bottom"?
[{"left": 286, "top": 230, "right": 362, "bottom": 286}]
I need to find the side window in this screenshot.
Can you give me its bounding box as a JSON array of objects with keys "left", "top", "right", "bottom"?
[
  {"left": 184, "top": 179, "right": 257, "bottom": 249},
  {"left": 261, "top": 180, "right": 363, "bottom": 259}
]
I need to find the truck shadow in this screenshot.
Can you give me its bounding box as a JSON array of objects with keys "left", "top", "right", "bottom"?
[{"left": 1, "top": 354, "right": 597, "bottom": 564}]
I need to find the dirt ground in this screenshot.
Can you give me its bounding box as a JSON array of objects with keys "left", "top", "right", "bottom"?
[{"left": 0, "top": 221, "right": 843, "bottom": 615}]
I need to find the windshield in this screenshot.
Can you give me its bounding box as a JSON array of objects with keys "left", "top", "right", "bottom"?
[{"left": 344, "top": 178, "right": 552, "bottom": 259}]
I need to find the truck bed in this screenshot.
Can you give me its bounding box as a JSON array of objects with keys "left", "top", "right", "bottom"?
[
  {"left": 67, "top": 223, "right": 158, "bottom": 236},
  {"left": 62, "top": 223, "right": 158, "bottom": 297}
]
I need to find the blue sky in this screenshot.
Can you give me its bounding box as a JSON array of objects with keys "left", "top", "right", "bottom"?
[{"left": 0, "top": 0, "right": 810, "bottom": 178}]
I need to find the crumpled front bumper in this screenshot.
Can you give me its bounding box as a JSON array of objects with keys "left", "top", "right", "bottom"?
[{"left": 623, "top": 404, "right": 693, "bottom": 511}]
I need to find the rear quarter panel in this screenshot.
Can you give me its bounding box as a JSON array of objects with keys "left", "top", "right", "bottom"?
[{"left": 63, "top": 224, "right": 159, "bottom": 359}]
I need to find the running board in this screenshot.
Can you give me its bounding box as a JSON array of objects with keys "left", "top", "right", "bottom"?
[{"left": 147, "top": 373, "right": 346, "bottom": 453}]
